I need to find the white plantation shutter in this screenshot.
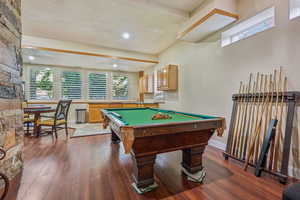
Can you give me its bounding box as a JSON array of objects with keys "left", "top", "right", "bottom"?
[
  {"left": 29, "top": 69, "right": 38, "bottom": 99},
  {"left": 29, "top": 68, "right": 54, "bottom": 100},
  {"left": 88, "top": 73, "right": 107, "bottom": 100},
  {"left": 112, "top": 74, "right": 129, "bottom": 100},
  {"left": 61, "top": 71, "right": 82, "bottom": 99}
]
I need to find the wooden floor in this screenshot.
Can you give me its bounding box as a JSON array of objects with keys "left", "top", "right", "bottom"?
[{"left": 6, "top": 133, "right": 288, "bottom": 200}]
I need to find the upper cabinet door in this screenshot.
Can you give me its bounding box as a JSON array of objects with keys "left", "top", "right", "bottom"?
[{"left": 157, "top": 65, "right": 178, "bottom": 91}]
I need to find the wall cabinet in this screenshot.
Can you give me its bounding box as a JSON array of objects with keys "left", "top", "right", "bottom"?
[
  {"left": 88, "top": 103, "right": 159, "bottom": 123},
  {"left": 157, "top": 65, "right": 178, "bottom": 91},
  {"left": 140, "top": 74, "right": 154, "bottom": 94}
]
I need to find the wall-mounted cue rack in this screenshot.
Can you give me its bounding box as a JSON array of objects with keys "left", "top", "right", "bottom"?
[{"left": 223, "top": 69, "right": 300, "bottom": 184}]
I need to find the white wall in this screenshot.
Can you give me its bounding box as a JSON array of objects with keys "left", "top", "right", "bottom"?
[{"left": 147, "top": 0, "right": 300, "bottom": 177}]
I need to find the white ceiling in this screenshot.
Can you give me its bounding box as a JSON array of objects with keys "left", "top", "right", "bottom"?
[
  {"left": 151, "top": 0, "right": 204, "bottom": 12},
  {"left": 22, "top": 0, "right": 205, "bottom": 55},
  {"left": 22, "top": 48, "right": 154, "bottom": 72}
]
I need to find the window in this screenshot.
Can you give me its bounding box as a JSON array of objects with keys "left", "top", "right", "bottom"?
[
  {"left": 29, "top": 68, "right": 53, "bottom": 100},
  {"left": 222, "top": 7, "right": 275, "bottom": 47},
  {"left": 88, "top": 73, "right": 107, "bottom": 100},
  {"left": 290, "top": 0, "right": 300, "bottom": 19},
  {"left": 61, "top": 71, "right": 82, "bottom": 99},
  {"left": 112, "top": 74, "right": 128, "bottom": 100}
]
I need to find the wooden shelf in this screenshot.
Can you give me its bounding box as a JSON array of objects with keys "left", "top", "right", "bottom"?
[{"left": 157, "top": 65, "right": 178, "bottom": 91}]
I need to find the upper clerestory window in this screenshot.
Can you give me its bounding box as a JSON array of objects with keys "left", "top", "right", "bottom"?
[
  {"left": 290, "top": 0, "right": 300, "bottom": 20},
  {"left": 221, "top": 7, "right": 275, "bottom": 47}
]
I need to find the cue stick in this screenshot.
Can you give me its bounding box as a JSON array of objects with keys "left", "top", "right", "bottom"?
[
  {"left": 252, "top": 74, "right": 264, "bottom": 163},
  {"left": 254, "top": 74, "right": 267, "bottom": 163},
  {"left": 266, "top": 74, "right": 275, "bottom": 170},
  {"left": 269, "top": 69, "right": 280, "bottom": 170},
  {"left": 230, "top": 82, "right": 243, "bottom": 155},
  {"left": 274, "top": 76, "right": 287, "bottom": 170},
  {"left": 246, "top": 72, "right": 260, "bottom": 162},
  {"left": 255, "top": 74, "right": 268, "bottom": 162},
  {"left": 243, "top": 80, "right": 257, "bottom": 160},
  {"left": 273, "top": 68, "right": 285, "bottom": 171},
  {"left": 272, "top": 68, "right": 282, "bottom": 170},
  {"left": 248, "top": 73, "right": 260, "bottom": 161},
  {"left": 263, "top": 74, "right": 273, "bottom": 167},
  {"left": 263, "top": 75, "right": 270, "bottom": 138},
  {"left": 231, "top": 82, "right": 244, "bottom": 155},
  {"left": 233, "top": 84, "right": 246, "bottom": 157},
  {"left": 263, "top": 75, "right": 272, "bottom": 140},
  {"left": 266, "top": 70, "right": 276, "bottom": 170},
  {"left": 237, "top": 83, "right": 251, "bottom": 158},
  {"left": 244, "top": 75, "right": 271, "bottom": 170},
  {"left": 238, "top": 74, "right": 253, "bottom": 158}
]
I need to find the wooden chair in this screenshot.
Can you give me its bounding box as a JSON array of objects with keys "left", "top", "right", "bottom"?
[
  {"left": 22, "top": 101, "right": 34, "bottom": 135},
  {"left": 38, "top": 100, "right": 72, "bottom": 138}
]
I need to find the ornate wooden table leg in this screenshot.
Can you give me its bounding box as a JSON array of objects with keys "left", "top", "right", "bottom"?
[
  {"left": 0, "top": 148, "right": 8, "bottom": 200},
  {"left": 181, "top": 146, "right": 207, "bottom": 182},
  {"left": 111, "top": 129, "right": 120, "bottom": 144},
  {"left": 182, "top": 146, "right": 205, "bottom": 173},
  {"left": 33, "top": 113, "right": 41, "bottom": 137},
  {"left": 131, "top": 153, "right": 158, "bottom": 194}
]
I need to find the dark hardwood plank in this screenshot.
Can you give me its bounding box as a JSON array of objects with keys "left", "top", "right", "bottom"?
[{"left": 6, "top": 133, "right": 288, "bottom": 200}]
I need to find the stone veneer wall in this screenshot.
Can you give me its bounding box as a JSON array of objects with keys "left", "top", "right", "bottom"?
[{"left": 0, "top": 0, "right": 23, "bottom": 181}]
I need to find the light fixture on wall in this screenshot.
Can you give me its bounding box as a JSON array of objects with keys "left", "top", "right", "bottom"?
[
  {"left": 122, "top": 32, "right": 130, "bottom": 39},
  {"left": 28, "top": 56, "right": 35, "bottom": 61},
  {"left": 113, "top": 64, "right": 118, "bottom": 68}
]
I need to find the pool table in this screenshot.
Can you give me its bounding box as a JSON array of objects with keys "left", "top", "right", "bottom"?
[{"left": 102, "top": 108, "right": 225, "bottom": 193}]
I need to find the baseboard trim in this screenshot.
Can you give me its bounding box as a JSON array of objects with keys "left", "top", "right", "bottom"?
[{"left": 208, "top": 139, "right": 226, "bottom": 151}]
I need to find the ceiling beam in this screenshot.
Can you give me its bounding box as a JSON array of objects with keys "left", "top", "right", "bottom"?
[
  {"left": 22, "top": 45, "right": 159, "bottom": 64},
  {"left": 119, "top": 0, "right": 189, "bottom": 18}
]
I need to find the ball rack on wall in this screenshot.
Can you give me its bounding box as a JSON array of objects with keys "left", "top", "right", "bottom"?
[{"left": 223, "top": 67, "right": 300, "bottom": 184}]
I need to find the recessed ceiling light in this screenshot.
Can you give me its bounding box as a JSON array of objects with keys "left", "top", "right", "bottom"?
[
  {"left": 113, "top": 64, "right": 118, "bottom": 68},
  {"left": 28, "top": 56, "right": 35, "bottom": 61},
  {"left": 122, "top": 32, "right": 130, "bottom": 39}
]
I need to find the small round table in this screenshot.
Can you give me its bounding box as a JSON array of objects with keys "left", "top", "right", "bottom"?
[{"left": 24, "top": 106, "right": 55, "bottom": 137}]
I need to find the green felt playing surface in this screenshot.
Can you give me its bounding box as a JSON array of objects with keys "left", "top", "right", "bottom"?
[{"left": 105, "top": 108, "right": 212, "bottom": 126}]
